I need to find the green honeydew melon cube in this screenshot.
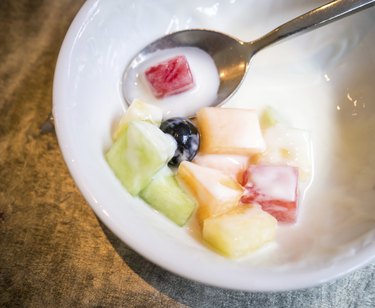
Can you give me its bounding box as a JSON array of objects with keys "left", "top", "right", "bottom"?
[
  {"left": 140, "top": 166, "right": 196, "bottom": 226},
  {"left": 106, "top": 120, "right": 176, "bottom": 196}
]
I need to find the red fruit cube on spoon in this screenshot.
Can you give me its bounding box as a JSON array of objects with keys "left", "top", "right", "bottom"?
[{"left": 144, "top": 55, "right": 195, "bottom": 98}]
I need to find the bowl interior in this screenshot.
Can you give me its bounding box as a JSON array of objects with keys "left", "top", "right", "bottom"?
[{"left": 53, "top": 0, "right": 375, "bottom": 291}]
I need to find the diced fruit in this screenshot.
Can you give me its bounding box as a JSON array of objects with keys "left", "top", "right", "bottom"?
[
  {"left": 196, "top": 107, "right": 265, "bottom": 155},
  {"left": 252, "top": 125, "right": 312, "bottom": 182},
  {"left": 259, "top": 106, "right": 280, "bottom": 130},
  {"left": 193, "top": 153, "right": 249, "bottom": 182},
  {"left": 160, "top": 117, "right": 200, "bottom": 167},
  {"left": 177, "top": 161, "right": 243, "bottom": 224},
  {"left": 203, "top": 205, "right": 277, "bottom": 258},
  {"left": 140, "top": 166, "right": 196, "bottom": 226},
  {"left": 241, "top": 165, "right": 299, "bottom": 223},
  {"left": 106, "top": 120, "right": 176, "bottom": 196},
  {"left": 144, "top": 55, "right": 195, "bottom": 98},
  {"left": 113, "top": 99, "right": 163, "bottom": 140}
]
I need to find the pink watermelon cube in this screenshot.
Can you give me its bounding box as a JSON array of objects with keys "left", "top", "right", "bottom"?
[
  {"left": 241, "top": 165, "right": 299, "bottom": 223},
  {"left": 144, "top": 55, "right": 195, "bottom": 98}
]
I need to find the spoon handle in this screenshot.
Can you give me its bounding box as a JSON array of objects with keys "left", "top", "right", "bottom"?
[{"left": 250, "top": 0, "right": 375, "bottom": 53}]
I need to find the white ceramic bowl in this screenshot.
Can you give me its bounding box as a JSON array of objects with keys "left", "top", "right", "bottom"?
[{"left": 53, "top": 0, "right": 375, "bottom": 291}]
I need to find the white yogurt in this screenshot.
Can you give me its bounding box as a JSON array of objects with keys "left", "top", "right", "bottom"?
[
  {"left": 116, "top": 2, "right": 375, "bottom": 270},
  {"left": 123, "top": 47, "right": 220, "bottom": 119}
]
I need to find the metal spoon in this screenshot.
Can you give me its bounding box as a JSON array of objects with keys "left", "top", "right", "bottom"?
[{"left": 123, "top": 0, "right": 375, "bottom": 117}]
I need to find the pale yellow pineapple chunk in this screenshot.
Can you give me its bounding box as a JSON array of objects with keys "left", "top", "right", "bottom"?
[
  {"left": 196, "top": 107, "right": 265, "bottom": 155},
  {"left": 177, "top": 161, "right": 243, "bottom": 225},
  {"left": 203, "top": 205, "right": 277, "bottom": 258},
  {"left": 113, "top": 99, "right": 163, "bottom": 140},
  {"left": 254, "top": 125, "right": 312, "bottom": 182},
  {"left": 259, "top": 106, "right": 280, "bottom": 130}
]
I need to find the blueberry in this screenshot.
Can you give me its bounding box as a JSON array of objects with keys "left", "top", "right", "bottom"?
[{"left": 160, "top": 117, "right": 200, "bottom": 167}]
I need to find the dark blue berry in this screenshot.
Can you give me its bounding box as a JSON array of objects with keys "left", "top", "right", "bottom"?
[{"left": 160, "top": 117, "right": 200, "bottom": 167}]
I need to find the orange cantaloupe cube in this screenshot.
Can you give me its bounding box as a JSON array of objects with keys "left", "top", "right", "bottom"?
[
  {"left": 196, "top": 107, "right": 265, "bottom": 155},
  {"left": 177, "top": 161, "right": 243, "bottom": 224},
  {"left": 193, "top": 153, "right": 249, "bottom": 182}
]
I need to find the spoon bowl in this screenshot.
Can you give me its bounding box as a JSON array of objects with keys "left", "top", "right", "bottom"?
[
  {"left": 123, "top": 0, "right": 375, "bottom": 117},
  {"left": 124, "top": 29, "right": 249, "bottom": 110}
]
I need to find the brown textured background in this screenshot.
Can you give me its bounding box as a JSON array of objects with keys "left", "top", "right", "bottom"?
[{"left": 0, "top": 0, "right": 375, "bottom": 307}]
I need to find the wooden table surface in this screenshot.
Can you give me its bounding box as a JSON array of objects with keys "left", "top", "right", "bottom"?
[{"left": 1, "top": 1, "right": 375, "bottom": 307}]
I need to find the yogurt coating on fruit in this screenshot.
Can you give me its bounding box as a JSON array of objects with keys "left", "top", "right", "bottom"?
[
  {"left": 144, "top": 55, "right": 195, "bottom": 99},
  {"left": 123, "top": 47, "right": 220, "bottom": 119}
]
